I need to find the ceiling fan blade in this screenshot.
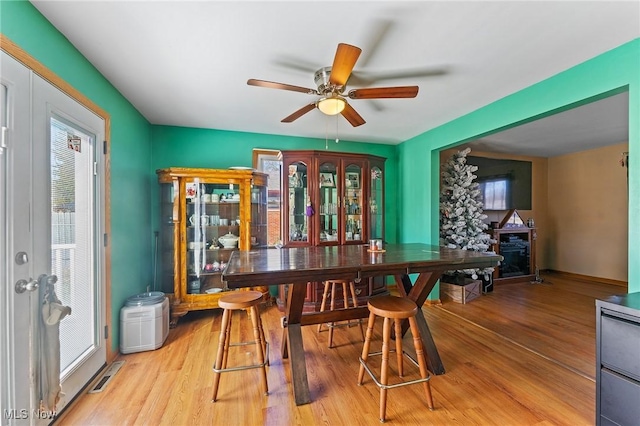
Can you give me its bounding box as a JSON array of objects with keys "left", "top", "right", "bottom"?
[
  {"left": 356, "top": 18, "right": 394, "bottom": 68},
  {"left": 348, "top": 86, "right": 419, "bottom": 100},
  {"left": 348, "top": 67, "right": 449, "bottom": 87},
  {"left": 281, "top": 103, "right": 317, "bottom": 123},
  {"left": 272, "top": 56, "right": 319, "bottom": 74},
  {"left": 329, "top": 43, "right": 362, "bottom": 87},
  {"left": 340, "top": 103, "right": 366, "bottom": 127},
  {"left": 247, "top": 79, "right": 318, "bottom": 95}
]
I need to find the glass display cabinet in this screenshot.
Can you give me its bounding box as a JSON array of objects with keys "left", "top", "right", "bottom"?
[
  {"left": 278, "top": 150, "right": 387, "bottom": 312},
  {"left": 157, "top": 167, "right": 268, "bottom": 326}
]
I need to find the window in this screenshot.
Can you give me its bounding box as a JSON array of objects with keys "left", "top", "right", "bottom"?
[
  {"left": 479, "top": 177, "right": 509, "bottom": 210},
  {"left": 253, "top": 149, "right": 282, "bottom": 245}
]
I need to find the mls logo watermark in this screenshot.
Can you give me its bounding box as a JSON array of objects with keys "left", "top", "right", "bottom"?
[{"left": 3, "top": 408, "right": 57, "bottom": 420}]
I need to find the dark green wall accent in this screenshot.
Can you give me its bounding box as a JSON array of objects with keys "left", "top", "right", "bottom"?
[{"left": 469, "top": 156, "right": 532, "bottom": 210}]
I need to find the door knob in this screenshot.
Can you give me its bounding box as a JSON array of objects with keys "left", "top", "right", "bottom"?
[
  {"left": 14, "top": 274, "right": 57, "bottom": 294},
  {"left": 15, "top": 278, "right": 39, "bottom": 294}
]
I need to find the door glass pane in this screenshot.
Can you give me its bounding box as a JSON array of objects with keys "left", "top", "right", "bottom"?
[
  {"left": 50, "top": 116, "right": 96, "bottom": 377},
  {"left": 287, "top": 162, "right": 308, "bottom": 242},
  {"left": 344, "top": 163, "right": 363, "bottom": 242},
  {"left": 318, "top": 162, "right": 337, "bottom": 242}
]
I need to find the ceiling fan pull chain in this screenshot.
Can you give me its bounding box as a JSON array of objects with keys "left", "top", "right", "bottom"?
[{"left": 325, "top": 116, "right": 329, "bottom": 150}]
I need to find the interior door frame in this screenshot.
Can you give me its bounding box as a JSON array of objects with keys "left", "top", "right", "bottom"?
[{"left": 1, "top": 35, "right": 113, "bottom": 363}]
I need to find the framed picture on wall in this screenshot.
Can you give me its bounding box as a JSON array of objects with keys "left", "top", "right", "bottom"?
[{"left": 320, "top": 172, "right": 335, "bottom": 187}]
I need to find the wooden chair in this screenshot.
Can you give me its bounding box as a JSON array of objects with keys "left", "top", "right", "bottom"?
[
  {"left": 317, "top": 280, "right": 365, "bottom": 348},
  {"left": 211, "top": 291, "right": 269, "bottom": 402},
  {"left": 358, "top": 295, "right": 434, "bottom": 422}
]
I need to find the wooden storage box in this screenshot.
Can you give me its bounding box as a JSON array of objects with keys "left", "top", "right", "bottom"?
[{"left": 440, "top": 279, "right": 481, "bottom": 304}]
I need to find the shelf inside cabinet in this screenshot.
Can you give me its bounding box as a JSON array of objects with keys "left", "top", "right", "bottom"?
[
  {"left": 187, "top": 248, "right": 236, "bottom": 252},
  {"left": 194, "top": 271, "right": 223, "bottom": 276}
]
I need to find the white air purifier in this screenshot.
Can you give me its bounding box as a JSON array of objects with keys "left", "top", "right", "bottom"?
[{"left": 120, "top": 293, "right": 169, "bottom": 354}]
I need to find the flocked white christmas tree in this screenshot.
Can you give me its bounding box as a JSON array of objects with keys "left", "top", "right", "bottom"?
[{"left": 440, "top": 148, "right": 494, "bottom": 280}]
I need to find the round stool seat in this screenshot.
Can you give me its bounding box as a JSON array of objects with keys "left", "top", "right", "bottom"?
[
  {"left": 368, "top": 295, "right": 418, "bottom": 319},
  {"left": 218, "top": 291, "right": 263, "bottom": 310}
]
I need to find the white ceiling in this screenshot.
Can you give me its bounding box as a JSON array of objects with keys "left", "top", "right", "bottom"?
[
  {"left": 31, "top": 1, "right": 639, "bottom": 156},
  {"left": 468, "top": 91, "right": 630, "bottom": 157}
]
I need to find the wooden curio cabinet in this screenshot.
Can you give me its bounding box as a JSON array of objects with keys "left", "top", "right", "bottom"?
[
  {"left": 277, "top": 150, "right": 388, "bottom": 312},
  {"left": 157, "top": 168, "right": 268, "bottom": 326}
]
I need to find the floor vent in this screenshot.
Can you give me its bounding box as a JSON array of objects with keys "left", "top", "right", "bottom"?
[{"left": 88, "top": 361, "right": 125, "bottom": 393}]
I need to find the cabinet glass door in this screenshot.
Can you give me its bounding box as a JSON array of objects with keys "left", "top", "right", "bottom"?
[
  {"left": 159, "top": 181, "right": 177, "bottom": 295},
  {"left": 369, "top": 165, "right": 384, "bottom": 240},
  {"left": 250, "top": 182, "right": 268, "bottom": 248},
  {"left": 185, "top": 180, "right": 241, "bottom": 294},
  {"left": 344, "top": 163, "right": 363, "bottom": 242},
  {"left": 287, "top": 161, "right": 309, "bottom": 243},
  {"left": 318, "top": 161, "right": 338, "bottom": 242}
]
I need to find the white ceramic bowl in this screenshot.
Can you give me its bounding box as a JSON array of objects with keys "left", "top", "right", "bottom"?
[{"left": 219, "top": 233, "right": 239, "bottom": 248}]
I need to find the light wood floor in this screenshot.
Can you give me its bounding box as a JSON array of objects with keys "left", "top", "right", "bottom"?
[{"left": 57, "top": 273, "right": 626, "bottom": 425}]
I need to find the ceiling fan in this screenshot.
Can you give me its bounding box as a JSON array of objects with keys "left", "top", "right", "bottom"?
[{"left": 247, "top": 43, "right": 419, "bottom": 127}]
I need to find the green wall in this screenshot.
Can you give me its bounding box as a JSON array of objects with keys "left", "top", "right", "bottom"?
[
  {"left": 150, "top": 126, "right": 399, "bottom": 243},
  {"left": 1, "top": 0, "right": 154, "bottom": 351},
  {"left": 399, "top": 38, "right": 640, "bottom": 293}
]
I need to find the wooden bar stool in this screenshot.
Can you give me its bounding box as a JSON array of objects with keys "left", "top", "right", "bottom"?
[
  {"left": 357, "top": 295, "right": 434, "bottom": 422},
  {"left": 211, "top": 290, "right": 269, "bottom": 402},
  {"left": 317, "top": 279, "right": 365, "bottom": 348}
]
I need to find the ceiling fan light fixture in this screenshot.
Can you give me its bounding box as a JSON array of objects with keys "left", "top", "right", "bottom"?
[{"left": 317, "top": 95, "right": 346, "bottom": 116}]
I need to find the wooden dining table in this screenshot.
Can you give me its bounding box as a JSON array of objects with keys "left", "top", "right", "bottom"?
[{"left": 222, "top": 243, "right": 502, "bottom": 406}]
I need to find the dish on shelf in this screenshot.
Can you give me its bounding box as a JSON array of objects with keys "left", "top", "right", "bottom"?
[
  {"left": 205, "top": 288, "right": 223, "bottom": 294},
  {"left": 219, "top": 232, "right": 239, "bottom": 248}
]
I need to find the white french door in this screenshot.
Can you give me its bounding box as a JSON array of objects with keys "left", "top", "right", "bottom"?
[
  {"left": 1, "top": 50, "right": 32, "bottom": 426},
  {"left": 1, "top": 51, "right": 106, "bottom": 425}
]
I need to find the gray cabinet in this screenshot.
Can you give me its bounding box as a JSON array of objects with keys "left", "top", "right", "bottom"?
[{"left": 596, "top": 292, "right": 640, "bottom": 426}]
